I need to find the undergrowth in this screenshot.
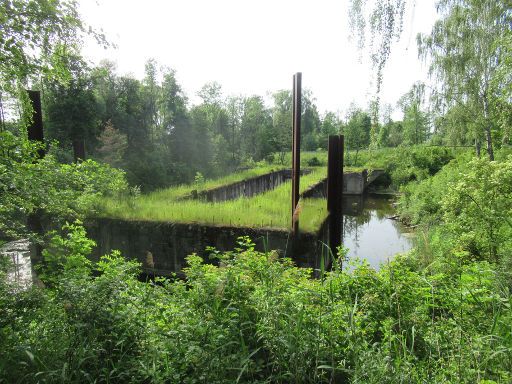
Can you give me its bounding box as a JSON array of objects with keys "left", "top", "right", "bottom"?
[
  {"left": 2, "top": 148, "right": 511, "bottom": 383},
  {"left": 1, "top": 226, "right": 510, "bottom": 383}
]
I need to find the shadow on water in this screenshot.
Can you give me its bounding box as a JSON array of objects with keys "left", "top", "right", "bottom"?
[{"left": 341, "top": 194, "right": 414, "bottom": 270}]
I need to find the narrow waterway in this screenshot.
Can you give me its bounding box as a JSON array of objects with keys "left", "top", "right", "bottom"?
[{"left": 341, "top": 194, "right": 414, "bottom": 269}]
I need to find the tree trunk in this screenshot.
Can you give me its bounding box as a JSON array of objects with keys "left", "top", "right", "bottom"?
[
  {"left": 73, "top": 139, "right": 86, "bottom": 163},
  {"left": 484, "top": 125, "right": 494, "bottom": 161},
  {"left": 475, "top": 139, "right": 481, "bottom": 157},
  {"left": 483, "top": 95, "right": 494, "bottom": 161}
]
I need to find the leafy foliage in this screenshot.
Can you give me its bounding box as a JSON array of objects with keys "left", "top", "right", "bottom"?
[
  {"left": 0, "top": 131, "right": 128, "bottom": 238},
  {"left": 346, "top": 145, "right": 456, "bottom": 188},
  {"left": 400, "top": 152, "right": 512, "bottom": 270},
  {"left": 418, "top": 0, "right": 511, "bottom": 160},
  {"left": 349, "top": 0, "right": 408, "bottom": 94},
  {"left": 1, "top": 226, "right": 511, "bottom": 383}
]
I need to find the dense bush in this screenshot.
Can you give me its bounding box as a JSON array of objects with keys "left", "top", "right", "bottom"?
[
  {"left": 398, "top": 154, "right": 473, "bottom": 226},
  {"left": 0, "top": 131, "right": 128, "bottom": 238},
  {"left": 346, "top": 145, "right": 457, "bottom": 188},
  {"left": 1, "top": 226, "right": 511, "bottom": 383},
  {"left": 2, "top": 147, "right": 512, "bottom": 383},
  {"left": 400, "top": 154, "right": 512, "bottom": 265}
]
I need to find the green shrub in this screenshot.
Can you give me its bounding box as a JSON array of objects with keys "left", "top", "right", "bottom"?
[{"left": 1, "top": 225, "right": 511, "bottom": 383}]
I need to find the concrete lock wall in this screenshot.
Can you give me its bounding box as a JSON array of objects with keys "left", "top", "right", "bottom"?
[
  {"left": 191, "top": 169, "right": 312, "bottom": 202},
  {"left": 301, "top": 170, "right": 373, "bottom": 198},
  {"left": 85, "top": 218, "right": 322, "bottom": 276},
  {"left": 197, "top": 170, "right": 288, "bottom": 202},
  {"left": 343, "top": 170, "right": 368, "bottom": 194},
  {"left": 83, "top": 169, "right": 386, "bottom": 276}
]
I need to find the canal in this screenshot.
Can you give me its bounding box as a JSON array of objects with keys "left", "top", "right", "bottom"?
[{"left": 341, "top": 194, "right": 414, "bottom": 269}]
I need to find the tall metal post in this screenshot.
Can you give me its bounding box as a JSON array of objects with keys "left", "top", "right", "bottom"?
[
  {"left": 327, "top": 135, "right": 344, "bottom": 263},
  {"left": 291, "top": 72, "right": 302, "bottom": 233},
  {"left": 339, "top": 135, "right": 344, "bottom": 199}
]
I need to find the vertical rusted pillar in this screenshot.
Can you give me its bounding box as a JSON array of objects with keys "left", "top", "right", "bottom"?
[
  {"left": 339, "top": 135, "right": 344, "bottom": 198},
  {"left": 327, "top": 135, "right": 344, "bottom": 263},
  {"left": 291, "top": 72, "right": 302, "bottom": 234},
  {"left": 27, "top": 90, "right": 45, "bottom": 158}
]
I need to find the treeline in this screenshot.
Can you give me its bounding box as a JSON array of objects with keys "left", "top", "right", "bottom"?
[
  {"left": 36, "top": 59, "right": 510, "bottom": 191},
  {"left": 38, "top": 58, "right": 441, "bottom": 190},
  {"left": 40, "top": 59, "right": 331, "bottom": 190},
  {"left": 1, "top": 0, "right": 511, "bottom": 192}
]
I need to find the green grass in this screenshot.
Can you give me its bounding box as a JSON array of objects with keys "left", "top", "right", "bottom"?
[{"left": 97, "top": 167, "right": 328, "bottom": 233}]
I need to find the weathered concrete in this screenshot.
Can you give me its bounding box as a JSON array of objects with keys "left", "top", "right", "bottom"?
[
  {"left": 198, "top": 170, "right": 287, "bottom": 202},
  {"left": 83, "top": 169, "right": 388, "bottom": 276},
  {"left": 85, "top": 219, "right": 323, "bottom": 276},
  {"left": 186, "top": 169, "right": 311, "bottom": 203},
  {"left": 301, "top": 178, "right": 327, "bottom": 199},
  {"left": 343, "top": 170, "right": 368, "bottom": 194},
  {"left": 366, "top": 169, "right": 386, "bottom": 185},
  {"left": 301, "top": 169, "right": 387, "bottom": 197}
]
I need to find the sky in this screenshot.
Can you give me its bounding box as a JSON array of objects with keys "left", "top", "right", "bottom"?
[{"left": 79, "top": 0, "right": 438, "bottom": 119}]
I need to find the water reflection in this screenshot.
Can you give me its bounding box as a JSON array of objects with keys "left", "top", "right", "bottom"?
[{"left": 341, "top": 195, "right": 413, "bottom": 269}]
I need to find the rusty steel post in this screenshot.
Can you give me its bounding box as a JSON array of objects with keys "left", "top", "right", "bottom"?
[
  {"left": 27, "top": 90, "right": 45, "bottom": 158},
  {"left": 327, "top": 135, "right": 343, "bottom": 262},
  {"left": 291, "top": 72, "right": 302, "bottom": 233},
  {"left": 327, "top": 136, "right": 339, "bottom": 212},
  {"left": 339, "top": 135, "right": 344, "bottom": 198}
]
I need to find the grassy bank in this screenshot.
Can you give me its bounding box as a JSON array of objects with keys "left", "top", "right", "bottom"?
[{"left": 97, "top": 167, "right": 328, "bottom": 233}]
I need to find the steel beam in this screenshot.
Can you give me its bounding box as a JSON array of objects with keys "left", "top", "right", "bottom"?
[{"left": 291, "top": 72, "right": 302, "bottom": 233}]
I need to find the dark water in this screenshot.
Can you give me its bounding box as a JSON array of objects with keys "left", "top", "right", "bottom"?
[{"left": 341, "top": 194, "right": 414, "bottom": 269}]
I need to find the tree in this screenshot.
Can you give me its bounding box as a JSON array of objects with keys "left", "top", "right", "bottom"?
[
  {"left": 43, "top": 54, "right": 99, "bottom": 160},
  {"left": 301, "top": 89, "right": 322, "bottom": 151},
  {"left": 319, "top": 112, "right": 341, "bottom": 149},
  {"left": 418, "top": 0, "right": 511, "bottom": 160},
  {"left": 271, "top": 90, "right": 292, "bottom": 164},
  {"left": 240, "top": 96, "right": 273, "bottom": 161},
  {"left": 491, "top": 30, "right": 512, "bottom": 146},
  {"left": 344, "top": 107, "right": 371, "bottom": 163},
  {"left": 159, "top": 67, "right": 188, "bottom": 136},
  {"left": 95, "top": 120, "right": 127, "bottom": 168},
  {"left": 0, "top": 0, "right": 107, "bottom": 130},
  {"left": 225, "top": 95, "right": 244, "bottom": 163},
  {"left": 398, "top": 83, "right": 430, "bottom": 145},
  {"left": 142, "top": 59, "right": 160, "bottom": 142},
  {"left": 434, "top": 102, "right": 477, "bottom": 147}
]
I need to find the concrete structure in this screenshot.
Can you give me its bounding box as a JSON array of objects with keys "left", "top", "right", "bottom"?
[
  {"left": 301, "top": 169, "right": 387, "bottom": 198},
  {"left": 186, "top": 169, "right": 311, "bottom": 203},
  {"left": 85, "top": 219, "right": 323, "bottom": 277},
  {"left": 196, "top": 170, "right": 288, "bottom": 202}
]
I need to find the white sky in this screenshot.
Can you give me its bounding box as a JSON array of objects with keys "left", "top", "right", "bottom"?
[{"left": 79, "top": 0, "right": 438, "bottom": 119}]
